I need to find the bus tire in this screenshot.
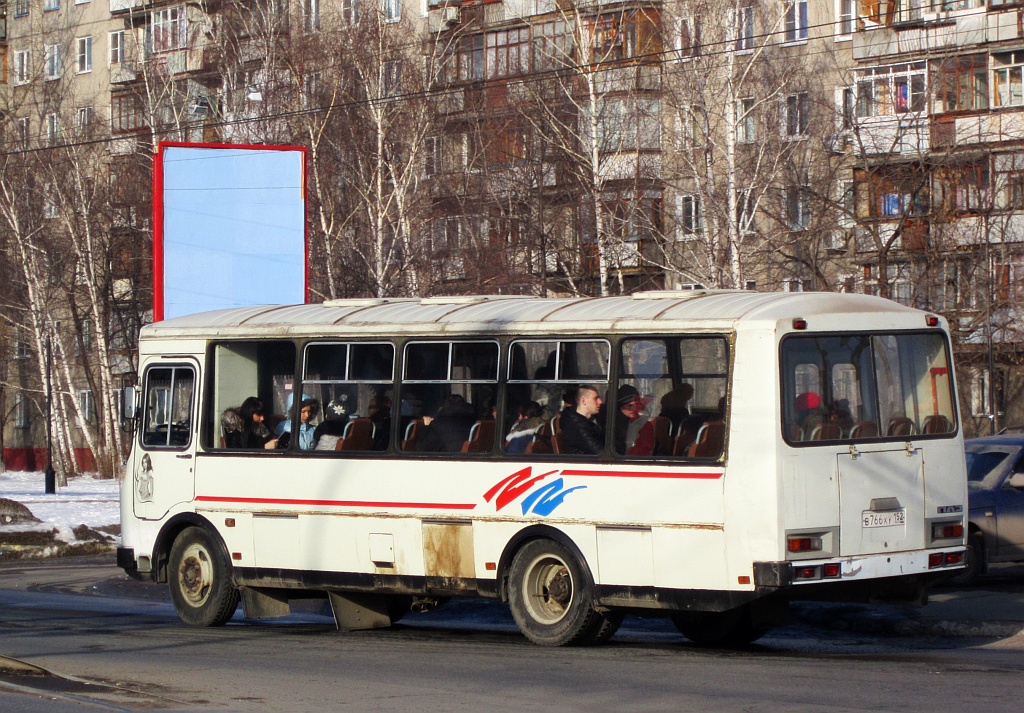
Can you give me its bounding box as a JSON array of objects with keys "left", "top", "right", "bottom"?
[
  {"left": 507, "top": 539, "right": 603, "bottom": 646},
  {"left": 168, "top": 526, "right": 240, "bottom": 627},
  {"left": 672, "top": 606, "right": 767, "bottom": 648}
]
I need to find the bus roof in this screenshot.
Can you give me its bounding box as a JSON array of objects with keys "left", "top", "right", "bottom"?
[{"left": 139, "top": 291, "right": 935, "bottom": 341}]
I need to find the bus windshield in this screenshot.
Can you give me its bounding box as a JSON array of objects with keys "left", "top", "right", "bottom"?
[{"left": 781, "top": 332, "right": 956, "bottom": 443}]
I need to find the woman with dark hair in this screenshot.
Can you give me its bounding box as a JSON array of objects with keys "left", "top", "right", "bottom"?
[{"left": 227, "top": 396, "right": 278, "bottom": 449}]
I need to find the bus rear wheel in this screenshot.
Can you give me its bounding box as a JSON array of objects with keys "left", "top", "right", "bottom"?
[
  {"left": 508, "top": 539, "right": 607, "bottom": 646},
  {"left": 168, "top": 527, "right": 240, "bottom": 627},
  {"left": 672, "top": 606, "right": 767, "bottom": 647}
]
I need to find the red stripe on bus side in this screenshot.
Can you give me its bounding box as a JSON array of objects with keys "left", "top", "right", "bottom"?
[
  {"left": 195, "top": 495, "right": 477, "bottom": 510},
  {"left": 559, "top": 470, "right": 723, "bottom": 479}
]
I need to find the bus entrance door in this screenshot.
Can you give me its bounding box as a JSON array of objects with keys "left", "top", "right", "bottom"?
[
  {"left": 133, "top": 363, "right": 198, "bottom": 521},
  {"left": 837, "top": 447, "right": 925, "bottom": 556}
]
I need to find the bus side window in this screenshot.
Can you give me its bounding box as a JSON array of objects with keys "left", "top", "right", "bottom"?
[
  {"left": 142, "top": 366, "right": 194, "bottom": 448},
  {"left": 206, "top": 340, "right": 296, "bottom": 450}
]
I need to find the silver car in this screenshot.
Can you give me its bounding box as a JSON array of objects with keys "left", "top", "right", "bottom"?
[{"left": 962, "top": 435, "right": 1024, "bottom": 582}]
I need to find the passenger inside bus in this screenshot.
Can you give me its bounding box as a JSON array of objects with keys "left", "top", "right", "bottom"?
[
  {"left": 313, "top": 413, "right": 348, "bottom": 450},
  {"left": 658, "top": 383, "right": 694, "bottom": 430},
  {"left": 224, "top": 397, "right": 279, "bottom": 449},
  {"left": 367, "top": 395, "right": 392, "bottom": 450},
  {"left": 417, "top": 394, "right": 477, "bottom": 452},
  {"left": 614, "top": 385, "right": 655, "bottom": 456},
  {"left": 792, "top": 392, "right": 823, "bottom": 440},
  {"left": 277, "top": 396, "right": 320, "bottom": 450},
  {"left": 559, "top": 385, "right": 604, "bottom": 455},
  {"left": 506, "top": 401, "right": 546, "bottom": 454}
]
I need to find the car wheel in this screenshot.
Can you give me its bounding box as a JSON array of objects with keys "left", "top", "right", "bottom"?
[
  {"left": 168, "top": 526, "right": 240, "bottom": 627},
  {"left": 952, "top": 530, "right": 986, "bottom": 586}
]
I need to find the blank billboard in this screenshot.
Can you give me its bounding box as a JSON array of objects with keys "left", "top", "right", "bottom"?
[{"left": 154, "top": 143, "right": 307, "bottom": 321}]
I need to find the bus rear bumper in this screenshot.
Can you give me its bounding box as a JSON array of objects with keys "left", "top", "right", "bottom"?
[{"left": 755, "top": 549, "right": 967, "bottom": 605}]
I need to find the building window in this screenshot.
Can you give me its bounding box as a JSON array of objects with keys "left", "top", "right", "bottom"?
[
  {"left": 78, "top": 389, "right": 96, "bottom": 426},
  {"left": 836, "top": 0, "right": 854, "bottom": 38},
  {"left": 486, "top": 28, "right": 530, "bottom": 79},
  {"left": 934, "top": 162, "right": 990, "bottom": 214},
  {"left": 995, "top": 153, "right": 1024, "bottom": 209},
  {"left": 14, "top": 50, "right": 30, "bottom": 85},
  {"left": 836, "top": 86, "right": 855, "bottom": 129},
  {"left": 151, "top": 6, "right": 186, "bottom": 52},
  {"left": 77, "top": 36, "right": 93, "bottom": 73},
  {"left": 784, "top": 0, "right": 808, "bottom": 43},
  {"left": 458, "top": 34, "right": 485, "bottom": 81},
  {"left": 109, "top": 31, "right": 125, "bottom": 65},
  {"left": 76, "top": 106, "right": 94, "bottom": 135},
  {"left": 342, "top": 0, "right": 359, "bottom": 24},
  {"left": 111, "top": 93, "right": 143, "bottom": 133},
  {"left": 14, "top": 0, "right": 29, "bottom": 17},
  {"left": 15, "top": 392, "right": 30, "bottom": 429},
  {"left": 383, "top": 60, "right": 401, "bottom": 97},
  {"left": 532, "top": 19, "right": 572, "bottom": 72},
  {"left": 592, "top": 14, "right": 637, "bottom": 62},
  {"left": 993, "top": 51, "right": 1024, "bottom": 108},
  {"left": 44, "top": 0, "right": 59, "bottom": 10},
  {"left": 45, "top": 113, "right": 60, "bottom": 146},
  {"left": 677, "top": 194, "right": 702, "bottom": 236},
  {"left": 44, "top": 45, "right": 61, "bottom": 80},
  {"left": 15, "top": 118, "right": 30, "bottom": 150},
  {"left": 736, "top": 97, "right": 755, "bottom": 143},
  {"left": 935, "top": 55, "right": 987, "bottom": 113},
  {"left": 425, "top": 136, "right": 442, "bottom": 176},
  {"left": 733, "top": 6, "right": 754, "bottom": 52},
  {"left": 383, "top": 0, "right": 400, "bottom": 22},
  {"left": 785, "top": 185, "right": 810, "bottom": 230},
  {"left": 785, "top": 92, "right": 809, "bottom": 137},
  {"left": 303, "top": 0, "right": 320, "bottom": 31},
  {"left": 43, "top": 183, "right": 60, "bottom": 219},
  {"left": 856, "top": 63, "right": 927, "bottom": 117},
  {"left": 674, "top": 16, "right": 700, "bottom": 59}
]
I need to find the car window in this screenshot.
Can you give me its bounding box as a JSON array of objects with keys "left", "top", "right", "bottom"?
[{"left": 965, "top": 450, "right": 1014, "bottom": 483}]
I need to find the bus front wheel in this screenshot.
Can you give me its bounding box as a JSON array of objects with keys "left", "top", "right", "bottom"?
[
  {"left": 507, "top": 539, "right": 608, "bottom": 646},
  {"left": 168, "top": 527, "right": 240, "bottom": 627}
]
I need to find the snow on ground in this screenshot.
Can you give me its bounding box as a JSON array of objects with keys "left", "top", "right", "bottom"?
[{"left": 0, "top": 471, "right": 119, "bottom": 544}]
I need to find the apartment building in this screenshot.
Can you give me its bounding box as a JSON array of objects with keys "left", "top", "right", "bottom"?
[{"left": 3, "top": 0, "right": 1022, "bottom": 472}]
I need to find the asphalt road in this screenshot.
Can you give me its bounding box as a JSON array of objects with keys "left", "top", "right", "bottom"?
[{"left": 1, "top": 556, "right": 1023, "bottom": 712}]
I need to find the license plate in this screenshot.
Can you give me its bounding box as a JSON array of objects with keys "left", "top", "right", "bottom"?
[{"left": 862, "top": 509, "right": 906, "bottom": 528}]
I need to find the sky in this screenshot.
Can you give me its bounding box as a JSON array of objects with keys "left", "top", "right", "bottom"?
[{"left": 0, "top": 471, "right": 119, "bottom": 545}]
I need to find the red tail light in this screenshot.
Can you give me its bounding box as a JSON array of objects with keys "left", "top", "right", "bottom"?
[{"left": 787, "top": 536, "right": 823, "bottom": 553}]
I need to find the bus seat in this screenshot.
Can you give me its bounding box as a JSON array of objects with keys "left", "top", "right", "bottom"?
[
  {"left": 526, "top": 421, "right": 553, "bottom": 455},
  {"left": 336, "top": 417, "right": 374, "bottom": 451},
  {"left": 651, "top": 416, "right": 674, "bottom": 455},
  {"left": 401, "top": 419, "right": 423, "bottom": 451},
  {"left": 673, "top": 424, "right": 699, "bottom": 456},
  {"left": 922, "top": 415, "right": 951, "bottom": 434},
  {"left": 687, "top": 421, "right": 725, "bottom": 459},
  {"left": 886, "top": 417, "right": 914, "bottom": 437},
  {"left": 809, "top": 423, "right": 841, "bottom": 441},
  {"left": 550, "top": 413, "right": 563, "bottom": 454},
  {"left": 785, "top": 423, "right": 803, "bottom": 442},
  {"left": 461, "top": 420, "right": 496, "bottom": 453},
  {"left": 849, "top": 421, "right": 878, "bottom": 438}
]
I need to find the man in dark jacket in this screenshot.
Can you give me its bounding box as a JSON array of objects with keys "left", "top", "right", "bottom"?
[
  {"left": 417, "top": 394, "right": 477, "bottom": 452},
  {"left": 559, "top": 384, "right": 604, "bottom": 455}
]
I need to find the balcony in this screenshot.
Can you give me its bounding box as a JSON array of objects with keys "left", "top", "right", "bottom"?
[
  {"left": 854, "top": 115, "right": 930, "bottom": 156},
  {"left": 852, "top": 9, "right": 1003, "bottom": 61}
]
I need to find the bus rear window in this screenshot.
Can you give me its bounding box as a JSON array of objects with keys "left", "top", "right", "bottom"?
[{"left": 781, "top": 332, "right": 955, "bottom": 443}]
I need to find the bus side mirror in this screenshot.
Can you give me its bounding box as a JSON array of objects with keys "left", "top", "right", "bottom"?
[{"left": 121, "top": 386, "right": 139, "bottom": 422}]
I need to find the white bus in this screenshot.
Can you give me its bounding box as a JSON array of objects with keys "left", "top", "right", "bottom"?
[{"left": 118, "top": 291, "right": 968, "bottom": 646}]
